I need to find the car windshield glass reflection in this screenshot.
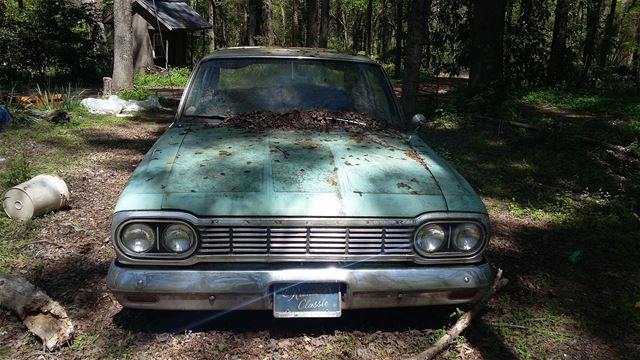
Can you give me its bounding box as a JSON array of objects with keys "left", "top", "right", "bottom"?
[{"left": 181, "top": 59, "right": 399, "bottom": 124}]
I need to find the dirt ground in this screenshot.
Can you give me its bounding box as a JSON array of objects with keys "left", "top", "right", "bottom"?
[{"left": 0, "top": 88, "right": 638, "bottom": 359}]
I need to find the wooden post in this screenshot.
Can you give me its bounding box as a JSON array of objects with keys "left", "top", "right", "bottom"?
[{"left": 102, "top": 77, "right": 113, "bottom": 96}]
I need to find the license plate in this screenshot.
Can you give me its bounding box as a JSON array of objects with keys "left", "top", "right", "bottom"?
[{"left": 273, "top": 283, "right": 341, "bottom": 318}]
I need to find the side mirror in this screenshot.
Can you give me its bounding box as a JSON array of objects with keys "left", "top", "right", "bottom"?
[
  {"left": 403, "top": 114, "right": 427, "bottom": 144},
  {"left": 411, "top": 114, "right": 426, "bottom": 126}
]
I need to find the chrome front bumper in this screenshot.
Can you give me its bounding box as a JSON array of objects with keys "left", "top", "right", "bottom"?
[{"left": 107, "top": 260, "right": 493, "bottom": 311}]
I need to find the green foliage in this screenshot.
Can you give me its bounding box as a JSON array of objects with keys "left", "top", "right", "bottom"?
[
  {"left": 431, "top": 108, "right": 465, "bottom": 129},
  {"left": 0, "top": 216, "right": 33, "bottom": 271},
  {"left": 117, "top": 86, "right": 153, "bottom": 101},
  {"left": 518, "top": 88, "right": 640, "bottom": 123},
  {"left": 70, "top": 332, "right": 99, "bottom": 353},
  {"left": 1, "top": 156, "right": 33, "bottom": 188},
  {"left": 429, "top": 1, "right": 471, "bottom": 77},
  {"left": 0, "top": 0, "right": 108, "bottom": 86},
  {"left": 0, "top": 345, "right": 9, "bottom": 359},
  {"left": 449, "top": 307, "right": 465, "bottom": 318},
  {"left": 133, "top": 68, "right": 192, "bottom": 87},
  {"left": 507, "top": 192, "right": 576, "bottom": 224},
  {"left": 503, "top": 2, "right": 553, "bottom": 87}
]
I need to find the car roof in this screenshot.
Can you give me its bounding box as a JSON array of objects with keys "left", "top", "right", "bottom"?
[{"left": 201, "top": 47, "right": 378, "bottom": 64}]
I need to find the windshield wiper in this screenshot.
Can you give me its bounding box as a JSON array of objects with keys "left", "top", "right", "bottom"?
[
  {"left": 325, "top": 116, "right": 368, "bottom": 127},
  {"left": 184, "top": 114, "right": 227, "bottom": 120}
]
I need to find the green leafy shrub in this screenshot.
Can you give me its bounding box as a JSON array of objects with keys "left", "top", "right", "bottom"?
[
  {"left": 1, "top": 156, "right": 33, "bottom": 188},
  {"left": 0, "top": 0, "right": 108, "bottom": 85},
  {"left": 117, "top": 86, "right": 153, "bottom": 101},
  {"left": 431, "top": 108, "right": 465, "bottom": 129},
  {"left": 133, "top": 67, "right": 192, "bottom": 87}
]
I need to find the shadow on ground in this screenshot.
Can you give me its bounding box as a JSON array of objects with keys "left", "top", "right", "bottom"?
[
  {"left": 113, "top": 306, "right": 457, "bottom": 335},
  {"left": 419, "top": 114, "right": 639, "bottom": 358}
]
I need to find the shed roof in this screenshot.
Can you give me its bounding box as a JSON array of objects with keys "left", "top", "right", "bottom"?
[{"left": 135, "top": 0, "right": 211, "bottom": 31}]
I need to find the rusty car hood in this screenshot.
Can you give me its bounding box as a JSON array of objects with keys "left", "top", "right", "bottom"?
[{"left": 114, "top": 126, "right": 486, "bottom": 217}]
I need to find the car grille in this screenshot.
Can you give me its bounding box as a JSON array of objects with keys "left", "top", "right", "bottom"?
[{"left": 197, "top": 226, "right": 416, "bottom": 259}]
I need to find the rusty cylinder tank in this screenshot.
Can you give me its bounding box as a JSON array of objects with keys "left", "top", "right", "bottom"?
[{"left": 2, "top": 174, "right": 70, "bottom": 220}]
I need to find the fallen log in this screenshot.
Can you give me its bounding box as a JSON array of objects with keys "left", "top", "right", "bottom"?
[
  {"left": 24, "top": 109, "right": 69, "bottom": 123},
  {"left": 0, "top": 272, "right": 74, "bottom": 351},
  {"left": 410, "top": 269, "right": 508, "bottom": 360}
]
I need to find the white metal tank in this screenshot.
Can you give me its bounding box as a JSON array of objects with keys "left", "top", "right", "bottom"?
[{"left": 2, "top": 174, "right": 70, "bottom": 220}]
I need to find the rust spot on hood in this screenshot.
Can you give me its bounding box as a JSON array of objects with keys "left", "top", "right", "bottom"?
[
  {"left": 404, "top": 149, "right": 429, "bottom": 171},
  {"left": 397, "top": 182, "right": 411, "bottom": 189}
]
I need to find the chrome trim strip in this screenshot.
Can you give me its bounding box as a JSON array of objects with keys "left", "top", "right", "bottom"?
[{"left": 107, "top": 259, "right": 493, "bottom": 310}]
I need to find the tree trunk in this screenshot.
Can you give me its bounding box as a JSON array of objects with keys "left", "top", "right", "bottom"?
[
  {"left": 341, "top": 2, "right": 348, "bottom": 46},
  {"left": 0, "top": 273, "right": 74, "bottom": 351},
  {"left": 242, "top": 3, "right": 249, "bottom": 45},
  {"left": 112, "top": 0, "right": 134, "bottom": 91},
  {"left": 394, "top": 0, "right": 403, "bottom": 78},
  {"left": 17, "top": 0, "right": 23, "bottom": 9},
  {"left": 279, "top": 0, "right": 286, "bottom": 45},
  {"left": 319, "top": 0, "right": 330, "bottom": 48},
  {"left": 580, "top": 0, "right": 604, "bottom": 85},
  {"left": 261, "top": 0, "right": 273, "bottom": 45},
  {"left": 469, "top": 0, "right": 507, "bottom": 91},
  {"left": 352, "top": 11, "right": 362, "bottom": 52},
  {"left": 306, "top": 0, "right": 319, "bottom": 47},
  {"left": 335, "top": 0, "right": 348, "bottom": 47},
  {"left": 599, "top": 0, "right": 618, "bottom": 68},
  {"left": 292, "top": 0, "right": 301, "bottom": 46},
  {"left": 247, "top": 0, "right": 258, "bottom": 46},
  {"left": 401, "top": 0, "right": 431, "bottom": 121},
  {"left": 208, "top": 0, "right": 216, "bottom": 51},
  {"left": 380, "top": 0, "right": 390, "bottom": 57},
  {"left": 547, "top": 0, "right": 571, "bottom": 84},
  {"left": 365, "top": 0, "right": 373, "bottom": 55},
  {"left": 634, "top": 18, "right": 640, "bottom": 90},
  {"left": 221, "top": 3, "right": 228, "bottom": 47}
]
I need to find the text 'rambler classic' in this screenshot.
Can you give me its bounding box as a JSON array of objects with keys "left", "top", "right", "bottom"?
[{"left": 107, "top": 47, "right": 493, "bottom": 318}]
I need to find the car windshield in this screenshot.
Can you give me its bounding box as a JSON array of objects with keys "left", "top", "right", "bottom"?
[{"left": 180, "top": 58, "right": 400, "bottom": 125}]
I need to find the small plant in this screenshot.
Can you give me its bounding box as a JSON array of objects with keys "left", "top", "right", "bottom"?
[
  {"left": 428, "top": 328, "right": 447, "bottom": 344},
  {"left": 60, "top": 84, "right": 86, "bottom": 113},
  {"left": 1, "top": 156, "right": 33, "bottom": 188},
  {"left": 70, "top": 332, "right": 98, "bottom": 352},
  {"left": 449, "top": 307, "right": 465, "bottom": 319},
  {"left": 117, "top": 86, "right": 153, "bottom": 101}
]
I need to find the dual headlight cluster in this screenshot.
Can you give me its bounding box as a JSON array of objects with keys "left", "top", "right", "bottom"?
[
  {"left": 120, "top": 222, "right": 196, "bottom": 255},
  {"left": 414, "top": 222, "right": 484, "bottom": 257}
]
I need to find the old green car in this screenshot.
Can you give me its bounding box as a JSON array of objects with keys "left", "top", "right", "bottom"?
[{"left": 107, "top": 47, "right": 493, "bottom": 318}]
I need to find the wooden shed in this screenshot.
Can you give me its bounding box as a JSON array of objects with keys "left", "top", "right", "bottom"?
[{"left": 109, "top": 0, "right": 211, "bottom": 72}]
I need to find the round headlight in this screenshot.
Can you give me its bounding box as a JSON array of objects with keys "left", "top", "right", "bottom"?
[
  {"left": 122, "top": 224, "right": 155, "bottom": 253},
  {"left": 452, "top": 224, "right": 483, "bottom": 252},
  {"left": 163, "top": 224, "right": 195, "bottom": 253},
  {"left": 415, "top": 224, "right": 446, "bottom": 255}
]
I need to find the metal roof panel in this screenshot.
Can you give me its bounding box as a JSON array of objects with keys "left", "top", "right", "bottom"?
[
  {"left": 137, "top": 0, "right": 211, "bottom": 30},
  {"left": 201, "top": 47, "right": 378, "bottom": 64}
]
